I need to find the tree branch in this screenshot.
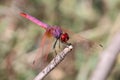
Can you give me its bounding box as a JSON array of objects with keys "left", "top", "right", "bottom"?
[
  {"left": 33, "top": 44, "right": 73, "bottom": 80},
  {"left": 90, "top": 32, "right": 120, "bottom": 80}
]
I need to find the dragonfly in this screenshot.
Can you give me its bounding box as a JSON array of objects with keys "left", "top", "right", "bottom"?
[
  {"left": 20, "top": 12, "right": 71, "bottom": 64},
  {"left": 20, "top": 12, "right": 102, "bottom": 66}
]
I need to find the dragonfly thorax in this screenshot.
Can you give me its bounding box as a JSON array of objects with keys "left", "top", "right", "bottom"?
[
  {"left": 47, "top": 26, "right": 63, "bottom": 39},
  {"left": 60, "top": 33, "right": 69, "bottom": 43},
  {"left": 47, "top": 26, "right": 69, "bottom": 43}
]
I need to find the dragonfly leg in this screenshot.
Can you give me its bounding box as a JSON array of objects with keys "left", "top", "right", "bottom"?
[
  {"left": 51, "top": 49, "right": 57, "bottom": 58},
  {"left": 53, "top": 38, "right": 58, "bottom": 49},
  {"left": 53, "top": 39, "right": 59, "bottom": 57},
  {"left": 54, "top": 49, "right": 57, "bottom": 55},
  {"left": 59, "top": 39, "right": 61, "bottom": 48},
  {"left": 65, "top": 42, "right": 72, "bottom": 46}
]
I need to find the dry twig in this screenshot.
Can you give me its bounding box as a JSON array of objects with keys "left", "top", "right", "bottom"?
[
  {"left": 90, "top": 32, "right": 120, "bottom": 80},
  {"left": 33, "top": 44, "right": 73, "bottom": 80}
]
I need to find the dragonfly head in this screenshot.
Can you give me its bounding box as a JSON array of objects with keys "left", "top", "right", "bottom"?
[{"left": 60, "top": 33, "right": 69, "bottom": 43}]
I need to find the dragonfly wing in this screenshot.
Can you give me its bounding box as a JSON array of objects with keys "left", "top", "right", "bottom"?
[
  {"left": 33, "top": 31, "right": 53, "bottom": 66},
  {"left": 62, "top": 27, "right": 103, "bottom": 54},
  {"left": 43, "top": 37, "right": 53, "bottom": 61},
  {"left": 71, "top": 34, "right": 103, "bottom": 59}
]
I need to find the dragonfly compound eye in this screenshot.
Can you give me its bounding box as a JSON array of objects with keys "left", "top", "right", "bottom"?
[{"left": 60, "top": 33, "right": 69, "bottom": 43}]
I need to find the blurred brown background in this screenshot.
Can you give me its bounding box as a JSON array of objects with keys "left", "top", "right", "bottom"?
[{"left": 0, "top": 0, "right": 120, "bottom": 80}]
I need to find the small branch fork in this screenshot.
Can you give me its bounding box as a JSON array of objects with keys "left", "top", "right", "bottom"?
[{"left": 33, "top": 44, "right": 73, "bottom": 80}]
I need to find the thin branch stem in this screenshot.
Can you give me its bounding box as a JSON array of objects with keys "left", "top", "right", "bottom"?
[
  {"left": 90, "top": 32, "right": 120, "bottom": 80},
  {"left": 33, "top": 44, "right": 73, "bottom": 80}
]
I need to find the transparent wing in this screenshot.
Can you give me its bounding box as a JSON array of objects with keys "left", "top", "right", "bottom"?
[
  {"left": 72, "top": 34, "right": 103, "bottom": 54},
  {"left": 61, "top": 27, "right": 103, "bottom": 55},
  {"left": 33, "top": 31, "right": 54, "bottom": 68}
]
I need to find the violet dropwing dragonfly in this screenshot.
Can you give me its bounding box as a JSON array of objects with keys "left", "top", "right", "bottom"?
[{"left": 20, "top": 12, "right": 102, "bottom": 66}]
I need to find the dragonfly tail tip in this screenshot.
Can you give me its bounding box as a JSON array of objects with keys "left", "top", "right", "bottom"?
[{"left": 20, "top": 12, "right": 27, "bottom": 17}]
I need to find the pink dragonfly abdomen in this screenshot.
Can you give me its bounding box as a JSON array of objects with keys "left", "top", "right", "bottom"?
[
  {"left": 20, "top": 12, "right": 49, "bottom": 29},
  {"left": 20, "top": 12, "right": 69, "bottom": 44}
]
